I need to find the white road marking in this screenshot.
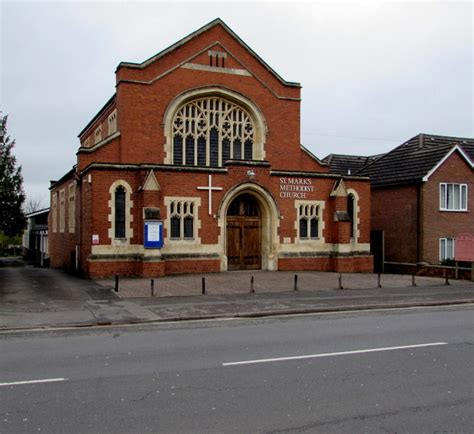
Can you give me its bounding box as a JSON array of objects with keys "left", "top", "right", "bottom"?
[
  {"left": 0, "top": 378, "right": 67, "bottom": 387},
  {"left": 222, "top": 342, "right": 448, "bottom": 366}
]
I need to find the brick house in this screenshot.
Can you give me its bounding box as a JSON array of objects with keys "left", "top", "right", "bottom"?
[
  {"left": 49, "top": 19, "right": 372, "bottom": 278},
  {"left": 326, "top": 134, "right": 474, "bottom": 268}
]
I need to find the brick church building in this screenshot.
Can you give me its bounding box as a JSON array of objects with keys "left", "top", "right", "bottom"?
[{"left": 49, "top": 19, "right": 373, "bottom": 278}]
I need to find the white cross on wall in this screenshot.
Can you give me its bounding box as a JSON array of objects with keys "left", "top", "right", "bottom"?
[{"left": 197, "top": 175, "right": 223, "bottom": 215}]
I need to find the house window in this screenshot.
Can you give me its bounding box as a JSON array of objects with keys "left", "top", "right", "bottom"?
[
  {"left": 115, "top": 186, "right": 126, "bottom": 239},
  {"left": 440, "top": 238, "right": 455, "bottom": 262},
  {"left": 172, "top": 97, "right": 255, "bottom": 167},
  {"left": 440, "top": 183, "right": 468, "bottom": 211},
  {"left": 169, "top": 200, "right": 195, "bottom": 240},
  {"left": 108, "top": 110, "right": 117, "bottom": 135},
  {"left": 68, "top": 182, "right": 75, "bottom": 233},
  {"left": 94, "top": 125, "right": 102, "bottom": 144},
  {"left": 298, "top": 203, "right": 320, "bottom": 239}
]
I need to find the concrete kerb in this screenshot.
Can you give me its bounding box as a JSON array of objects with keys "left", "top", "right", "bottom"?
[{"left": 2, "top": 299, "right": 473, "bottom": 334}]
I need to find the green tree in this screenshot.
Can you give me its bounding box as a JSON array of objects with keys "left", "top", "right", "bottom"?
[{"left": 0, "top": 113, "right": 25, "bottom": 237}]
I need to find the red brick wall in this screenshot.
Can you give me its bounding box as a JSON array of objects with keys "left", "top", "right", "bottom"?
[
  {"left": 48, "top": 174, "right": 79, "bottom": 271},
  {"left": 422, "top": 151, "right": 474, "bottom": 264},
  {"left": 53, "top": 21, "right": 373, "bottom": 278},
  {"left": 371, "top": 185, "right": 419, "bottom": 263}
]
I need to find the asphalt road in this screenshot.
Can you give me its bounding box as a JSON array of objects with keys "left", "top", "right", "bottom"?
[{"left": 1, "top": 306, "right": 473, "bottom": 433}]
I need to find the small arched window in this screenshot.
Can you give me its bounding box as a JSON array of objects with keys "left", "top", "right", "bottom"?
[
  {"left": 115, "top": 186, "right": 126, "bottom": 238},
  {"left": 172, "top": 97, "right": 256, "bottom": 167},
  {"left": 347, "top": 194, "right": 355, "bottom": 239}
]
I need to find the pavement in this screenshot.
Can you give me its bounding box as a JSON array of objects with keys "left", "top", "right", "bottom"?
[{"left": 1, "top": 257, "right": 474, "bottom": 331}]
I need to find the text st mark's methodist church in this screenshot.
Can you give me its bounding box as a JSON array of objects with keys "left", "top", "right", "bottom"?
[{"left": 49, "top": 19, "right": 373, "bottom": 278}]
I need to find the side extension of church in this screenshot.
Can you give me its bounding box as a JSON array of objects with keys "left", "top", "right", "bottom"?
[{"left": 49, "top": 19, "right": 373, "bottom": 278}]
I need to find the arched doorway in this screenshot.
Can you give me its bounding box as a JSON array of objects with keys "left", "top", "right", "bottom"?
[{"left": 226, "top": 193, "right": 261, "bottom": 270}]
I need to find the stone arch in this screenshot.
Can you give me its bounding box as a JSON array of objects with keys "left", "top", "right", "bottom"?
[
  {"left": 163, "top": 86, "right": 268, "bottom": 164},
  {"left": 217, "top": 182, "right": 280, "bottom": 271}
]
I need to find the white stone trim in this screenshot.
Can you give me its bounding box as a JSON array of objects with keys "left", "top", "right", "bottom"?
[
  {"left": 293, "top": 200, "right": 326, "bottom": 245},
  {"left": 217, "top": 182, "right": 280, "bottom": 271},
  {"left": 346, "top": 188, "right": 360, "bottom": 243},
  {"left": 181, "top": 62, "right": 252, "bottom": 77},
  {"left": 107, "top": 180, "right": 134, "bottom": 246}
]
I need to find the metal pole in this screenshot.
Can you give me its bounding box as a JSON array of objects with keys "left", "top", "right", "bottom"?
[
  {"left": 445, "top": 269, "right": 450, "bottom": 286},
  {"left": 250, "top": 275, "right": 255, "bottom": 293},
  {"left": 294, "top": 274, "right": 298, "bottom": 291},
  {"left": 338, "top": 274, "right": 343, "bottom": 290},
  {"left": 377, "top": 273, "right": 382, "bottom": 288},
  {"left": 412, "top": 274, "right": 416, "bottom": 287},
  {"left": 114, "top": 275, "right": 119, "bottom": 292},
  {"left": 151, "top": 279, "right": 155, "bottom": 297},
  {"left": 202, "top": 277, "right": 206, "bottom": 295}
]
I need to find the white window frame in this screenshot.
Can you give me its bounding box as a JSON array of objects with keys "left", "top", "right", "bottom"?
[
  {"left": 164, "top": 197, "right": 201, "bottom": 245},
  {"left": 439, "top": 237, "right": 455, "bottom": 262},
  {"left": 440, "top": 183, "right": 468, "bottom": 211},
  {"left": 295, "top": 200, "right": 324, "bottom": 241}
]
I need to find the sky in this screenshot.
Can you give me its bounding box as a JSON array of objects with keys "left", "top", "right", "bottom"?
[{"left": 1, "top": 0, "right": 473, "bottom": 209}]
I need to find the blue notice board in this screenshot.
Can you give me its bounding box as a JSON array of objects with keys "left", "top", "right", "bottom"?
[{"left": 144, "top": 220, "right": 164, "bottom": 249}]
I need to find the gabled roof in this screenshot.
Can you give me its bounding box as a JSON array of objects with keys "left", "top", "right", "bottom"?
[
  {"left": 358, "top": 133, "right": 474, "bottom": 187},
  {"left": 323, "top": 153, "right": 382, "bottom": 176},
  {"left": 117, "top": 18, "right": 300, "bottom": 88}
]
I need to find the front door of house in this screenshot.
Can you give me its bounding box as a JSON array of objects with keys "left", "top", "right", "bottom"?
[{"left": 226, "top": 193, "right": 261, "bottom": 270}]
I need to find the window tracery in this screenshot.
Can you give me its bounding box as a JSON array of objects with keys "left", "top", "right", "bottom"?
[{"left": 172, "top": 97, "right": 256, "bottom": 167}]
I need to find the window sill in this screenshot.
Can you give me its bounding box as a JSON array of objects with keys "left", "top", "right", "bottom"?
[{"left": 439, "top": 209, "right": 468, "bottom": 213}]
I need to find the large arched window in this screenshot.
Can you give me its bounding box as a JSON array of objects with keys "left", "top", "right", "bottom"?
[{"left": 171, "top": 96, "right": 257, "bottom": 167}]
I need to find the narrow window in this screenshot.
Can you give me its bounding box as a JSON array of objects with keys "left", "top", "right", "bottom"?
[
  {"left": 197, "top": 136, "right": 206, "bottom": 166},
  {"left": 185, "top": 135, "right": 194, "bottom": 166},
  {"left": 183, "top": 216, "right": 193, "bottom": 238},
  {"left": 222, "top": 138, "right": 231, "bottom": 163},
  {"left": 210, "top": 128, "right": 219, "bottom": 167},
  {"left": 244, "top": 139, "right": 253, "bottom": 160},
  {"left": 173, "top": 135, "right": 183, "bottom": 165},
  {"left": 299, "top": 218, "right": 308, "bottom": 239},
  {"left": 310, "top": 218, "right": 318, "bottom": 238},
  {"left": 233, "top": 138, "right": 242, "bottom": 159},
  {"left": 170, "top": 217, "right": 180, "bottom": 238},
  {"left": 115, "top": 186, "right": 126, "bottom": 238},
  {"left": 347, "top": 194, "right": 355, "bottom": 238}
]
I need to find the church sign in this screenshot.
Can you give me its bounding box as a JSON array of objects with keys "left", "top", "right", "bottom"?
[
  {"left": 279, "top": 177, "right": 314, "bottom": 199},
  {"left": 144, "top": 220, "right": 164, "bottom": 249}
]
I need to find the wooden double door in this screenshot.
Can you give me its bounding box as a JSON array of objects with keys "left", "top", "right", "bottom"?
[{"left": 226, "top": 194, "right": 261, "bottom": 270}]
